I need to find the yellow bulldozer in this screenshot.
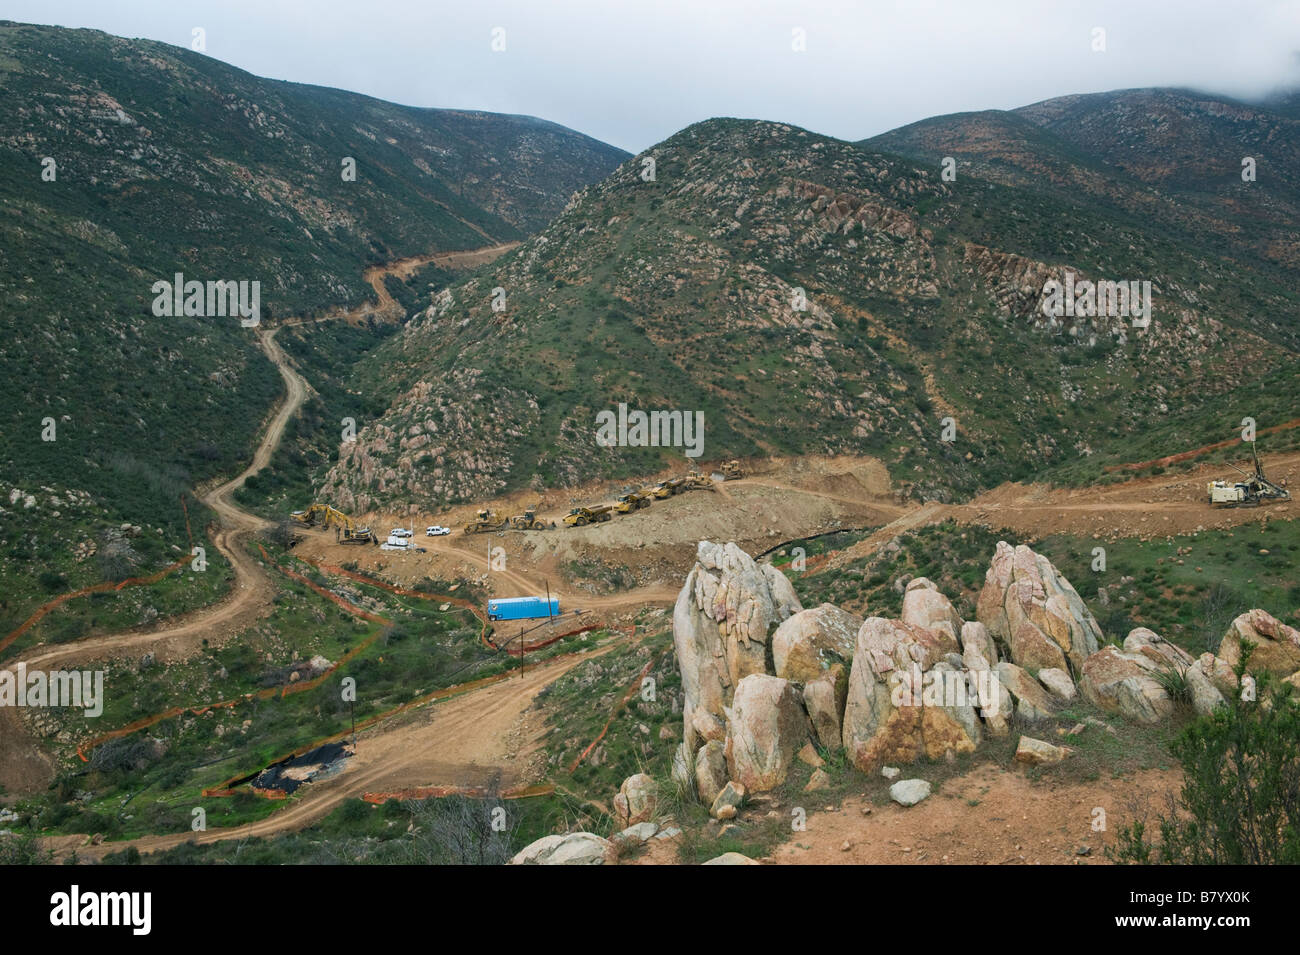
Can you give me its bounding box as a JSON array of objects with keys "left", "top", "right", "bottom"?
[
  {"left": 683, "top": 469, "right": 715, "bottom": 492},
  {"left": 563, "top": 505, "right": 613, "bottom": 527},
  {"left": 290, "top": 503, "right": 376, "bottom": 544},
  {"left": 508, "top": 508, "right": 551, "bottom": 530},
  {"left": 615, "top": 491, "right": 651, "bottom": 513},
  {"left": 464, "top": 508, "right": 509, "bottom": 534},
  {"left": 718, "top": 460, "right": 743, "bottom": 481}
]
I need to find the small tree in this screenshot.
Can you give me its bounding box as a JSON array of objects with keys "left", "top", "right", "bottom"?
[{"left": 1110, "top": 644, "right": 1300, "bottom": 864}]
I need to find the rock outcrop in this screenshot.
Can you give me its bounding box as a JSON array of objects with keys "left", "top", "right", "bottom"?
[
  {"left": 723, "top": 674, "right": 811, "bottom": 791},
  {"left": 771, "top": 603, "right": 861, "bottom": 683},
  {"left": 1184, "top": 658, "right": 1227, "bottom": 716},
  {"left": 977, "top": 541, "right": 1102, "bottom": 675},
  {"left": 613, "top": 773, "right": 657, "bottom": 826},
  {"left": 802, "top": 663, "right": 848, "bottom": 750},
  {"left": 1218, "top": 609, "right": 1300, "bottom": 677},
  {"left": 901, "top": 578, "right": 964, "bottom": 643},
  {"left": 694, "top": 740, "right": 728, "bottom": 805},
  {"left": 1078, "top": 644, "right": 1173, "bottom": 724},
  {"left": 995, "top": 661, "right": 1057, "bottom": 720},
  {"left": 662, "top": 539, "right": 1274, "bottom": 841},
  {"left": 842, "top": 617, "right": 980, "bottom": 771},
  {"left": 674, "top": 541, "right": 802, "bottom": 754}
]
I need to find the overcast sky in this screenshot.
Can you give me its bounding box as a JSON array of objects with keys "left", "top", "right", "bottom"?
[{"left": 11, "top": 1, "right": 1300, "bottom": 152}]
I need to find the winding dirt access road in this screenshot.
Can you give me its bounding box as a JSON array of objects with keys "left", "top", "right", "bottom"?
[
  {"left": 0, "top": 244, "right": 520, "bottom": 796},
  {"left": 49, "top": 642, "right": 611, "bottom": 862}
]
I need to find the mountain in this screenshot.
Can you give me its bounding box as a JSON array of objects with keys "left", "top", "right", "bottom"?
[
  {"left": 864, "top": 87, "right": 1300, "bottom": 275},
  {"left": 321, "top": 114, "right": 1299, "bottom": 513},
  {"left": 0, "top": 21, "right": 625, "bottom": 630}
]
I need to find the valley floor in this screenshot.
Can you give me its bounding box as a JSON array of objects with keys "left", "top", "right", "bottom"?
[{"left": 4, "top": 243, "right": 1292, "bottom": 865}]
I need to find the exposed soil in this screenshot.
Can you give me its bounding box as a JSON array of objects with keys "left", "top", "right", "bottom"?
[{"left": 765, "top": 764, "right": 1181, "bottom": 865}]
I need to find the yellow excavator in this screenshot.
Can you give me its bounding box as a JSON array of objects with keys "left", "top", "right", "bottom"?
[{"left": 290, "top": 504, "right": 376, "bottom": 544}]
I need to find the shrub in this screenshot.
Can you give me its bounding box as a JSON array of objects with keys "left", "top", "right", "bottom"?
[{"left": 1110, "top": 646, "right": 1300, "bottom": 864}]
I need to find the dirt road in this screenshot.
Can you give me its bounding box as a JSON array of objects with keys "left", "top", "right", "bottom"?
[
  {"left": 0, "top": 245, "right": 518, "bottom": 796},
  {"left": 49, "top": 643, "right": 608, "bottom": 861}
]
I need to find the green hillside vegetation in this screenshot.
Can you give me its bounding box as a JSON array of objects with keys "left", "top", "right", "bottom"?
[{"left": 0, "top": 21, "right": 625, "bottom": 628}]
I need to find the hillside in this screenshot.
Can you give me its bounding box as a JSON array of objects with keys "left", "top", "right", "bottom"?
[
  {"left": 321, "top": 114, "right": 1299, "bottom": 512},
  {"left": 0, "top": 21, "right": 625, "bottom": 635},
  {"left": 864, "top": 87, "right": 1300, "bottom": 277}
]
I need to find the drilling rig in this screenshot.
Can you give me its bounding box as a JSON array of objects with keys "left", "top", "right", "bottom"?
[{"left": 1206, "top": 442, "right": 1291, "bottom": 508}]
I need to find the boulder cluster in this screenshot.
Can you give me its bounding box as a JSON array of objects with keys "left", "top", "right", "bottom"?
[
  {"left": 512, "top": 538, "right": 1300, "bottom": 863},
  {"left": 670, "top": 538, "right": 1300, "bottom": 810}
]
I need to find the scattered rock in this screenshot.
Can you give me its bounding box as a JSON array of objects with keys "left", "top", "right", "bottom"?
[
  {"left": 710, "top": 780, "right": 746, "bottom": 820},
  {"left": 1014, "top": 735, "right": 1069, "bottom": 765},
  {"left": 510, "top": 832, "right": 617, "bottom": 865},
  {"left": 613, "top": 773, "right": 657, "bottom": 826},
  {"left": 702, "top": 851, "right": 758, "bottom": 865},
  {"left": 615, "top": 822, "right": 658, "bottom": 844},
  {"left": 804, "top": 768, "right": 832, "bottom": 792},
  {"left": 889, "top": 779, "right": 931, "bottom": 807},
  {"left": 796, "top": 741, "right": 824, "bottom": 767}
]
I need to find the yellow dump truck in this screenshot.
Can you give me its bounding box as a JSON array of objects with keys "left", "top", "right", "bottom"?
[
  {"left": 563, "top": 505, "right": 613, "bottom": 527},
  {"left": 615, "top": 492, "right": 651, "bottom": 513},
  {"left": 650, "top": 478, "right": 684, "bottom": 499}
]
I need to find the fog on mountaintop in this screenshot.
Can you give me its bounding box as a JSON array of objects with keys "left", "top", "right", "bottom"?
[{"left": 8, "top": 0, "right": 1300, "bottom": 151}]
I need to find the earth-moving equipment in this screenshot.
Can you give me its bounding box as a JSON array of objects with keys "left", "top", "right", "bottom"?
[
  {"left": 563, "top": 505, "right": 613, "bottom": 527},
  {"left": 1207, "top": 443, "right": 1291, "bottom": 508},
  {"left": 615, "top": 492, "right": 651, "bottom": 513},
  {"left": 509, "top": 508, "right": 550, "bottom": 530},
  {"left": 464, "top": 509, "right": 510, "bottom": 534},
  {"left": 716, "top": 460, "right": 744, "bottom": 481},
  {"left": 651, "top": 478, "right": 684, "bottom": 499},
  {"left": 290, "top": 503, "right": 376, "bottom": 544},
  {"left": 683, "top": 469, "right": 715, "bottom": 492}
]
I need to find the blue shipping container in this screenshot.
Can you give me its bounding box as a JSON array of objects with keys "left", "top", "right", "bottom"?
[{"left": 488, "top": 596, "right": 560, "bottom": 621}]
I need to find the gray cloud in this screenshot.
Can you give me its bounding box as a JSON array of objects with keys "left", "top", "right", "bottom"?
[{"left": 12, "top": 0, "right": 1300, "bottom": 151}]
